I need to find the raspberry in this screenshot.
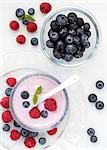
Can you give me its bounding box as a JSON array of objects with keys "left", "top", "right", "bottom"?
[
  {"left": 0, "top": 97, "right": 9, "bottom": 108},
  {"left": 16, "top": 35, "right": 26, "bottom": 44},
  {"left": 6, "top": 77, "right": 17, "bottom": 87},
  {"left": 40, "top": 2, "right": 52, "bottom": 13},
  {"left": 2, "top": 110, "right": 13, "bottom": 123},
  {"left": 24, "top": 137, "right": 36, "bottom": 148},
  {"left": 44, "top": 98, "right": 57, "bottom": 111},
  {"left": 29, "top": 107, "right": 41, "bottom": 119},
  {"left": 10, "top": 130, "right": 20, "bottom": 140},
  {"left": 47, "top": 128, "right": 57, "bottom": 135},
  {"left": 27, "top": 22, "right": 37, "bottom": 32},
  {"left": 10, "top": 20, "right": 19, "bottom": 30}
]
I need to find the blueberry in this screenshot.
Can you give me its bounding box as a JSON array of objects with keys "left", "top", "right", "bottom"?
[
  {"left": 84, "top": 42, "right": 90, "bottom": 48},
  {"left": 77, "top": 18, "right": 84, "bottom": 27},
  {"left": 85, "top": 31, "right": 91, "bottom": 38},
  {"left": 56, "top": 14, "right": 68, "bottom": 27},
  {"left": 68, "top": 12, "right": 77, "bottom": 23},
  {"left": 39, "top": 137, "right": 46, "bottom": 145},
  {"left": 61, "top": 53, "right": 66, "bottom": 59},
  {"left": 77, "top": 28, "right": 84, "bottom": 36},
  {"left": 46, "top": 40, "right": 54, "bottom": 48},
  {"left": 87, "top": 128, "right": 95, "bottom": 136},
  {"left": 96, "top": 80, "right": 104, "bottom": 89},
  {"left": 21, "top": 128, "right": 29, "bottom": 137},
  {"left": 29, "top": 131, "right": 38, "bottom": 137},
  {"left": 83, "top": 23, "right": 90, "bottom": 31},
  {"left": 81, "top": 34, "right": 88, "bottom": 46},
  {"left": 21, "top": 91, "right": 29, "bottom": 99},
  {"left": 65, "top": 54, "right": 73, "bottom": 62},
  {"left": 49, "top": 32, "right": 59, "bottom": 42},
  {"left": 95, "top": 101, "right": 104, "bottom": 110},
  {"left": 31, "top": 38, "right": 38, "bottom": 46},
  {"left": 22, "top": 18, "right": 29, "bottom": 25},
  {"left": 59, "top": 27, "right": 68, "bottom": 38},
  {"left": 90, "top": 136, "right": 98, "bottom": 143},
  {"left": 28, "top": 8, "right": 35, "bottom": 15},
  {"left": 73, "top": 50, "right": 83, "bottom": 58},
  {"left": 16, "top": 8, "right": 25, "bottom": 18},
  {"left": 2, "top": 124, "right": 10, "bottom": 131},
  {"left": 65, "top": 35, "right": 74, "bottom": 45},
  {"left": 5, "top": 88, "right": 12, "bottom": 96},
  {"left": 23, "top": 101, "right": 30, "bottom": 108},
  {"left": 56, "top": 40, "right": 65, "bottom": 50},
  {"left": 53, "top": 49, "right": 61, "bottom": 59},
  {"left": 50, "top": 20, "right": 61, "bottom": 32},
  {"left": 88, "top": 94, "right": 97, "bottom": 103},
  {"left": 14, "top": 120, "right": 20, "bottom": 127},
  {"left": 74, "top": 36, "right": 80, "bottom": 45},
  {"left": 68, "top": 22, "right": 78, "bottom": 30},
  {"left": 48, "top": 29, "right": 53, "bottom": 37},
  {"left": 66, "top": 44, "right": 77, "bottom": 54},
  {"left": 41, "top": 110, "right": 48, "bottom": 118},
  {"left": 69, "top": 29, "right": 76, "bottom": 36}
]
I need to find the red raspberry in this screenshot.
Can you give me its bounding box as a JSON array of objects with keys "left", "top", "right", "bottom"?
[
  {"left": 47, "top": 128, "right": 57, "bottom": 135},
  {"left": 44, "top": 98, "right": 57, "bottom": 111},
  {"left": 16, "top": 35, "right": 26, "bottom": 44},
  {"left": 40, "top": 2, "right": 52, "bottom": 13},
  {"left": 24, "top": 137, "right": 36, "bottom": 148},
  {"left": 2, "top": 110, "right": 13, "bottom": 123},
  {"left": 27, "top": 22, "right": 37, "bottom": 32},
  {"left": 0, "top": 97, "right": 9, "bottom": 108},
  {"left": 10, "top": 130, "right": 20, "bottom": 140},
  {"left": 29, "top": 107, "right": 41, "bottom": 119},
  {"left": 10, "top": 20, "right": 19, "bottom": 30},
  {"left": 6, "top": 77, "right": 17, "bottom": 87}
]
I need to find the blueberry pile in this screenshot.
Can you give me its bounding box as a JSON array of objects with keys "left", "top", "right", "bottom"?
[
  {"left": 87, "top": 128, "right": 98, "bottom": 143},
  {"left": 46, "top": 12, "right": 91, "bottom": 62}
]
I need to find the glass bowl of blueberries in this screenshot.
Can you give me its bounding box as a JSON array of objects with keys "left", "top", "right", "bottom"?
[{"left": 40, "top": 6, "right": 101, "bottom": 67}]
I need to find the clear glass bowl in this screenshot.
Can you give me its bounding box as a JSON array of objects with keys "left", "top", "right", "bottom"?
[{"left": 40, "top": 6, "right": 101, "bottom": 67}]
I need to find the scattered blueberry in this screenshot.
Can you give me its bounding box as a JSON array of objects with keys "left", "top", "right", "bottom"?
[
  {"left": 22, "top": 18, "right": 29, "bottom": 25},
  {"left": 5, "top": 88, "right": 12, "bottom": 96},
  {"left": 39, "top": 137, "right": 46, "bottom": 145},
  {"left": 56, "top": 14, "right": 68, "bottom": 27},
  {"left": 96, "top": 80, "right": 104, "bottom": 89},
  {"left": 29, "top": 131, "right": 38, "bottom": 137},
  {"left": 16, "top": 8, "right": 25, "bottom": 18},
  {"left": 2, "top": 124, "right": 10, "bottom": 131},
  {"left": 21, "top": 91, "right": 29, "bottom": 99},
  {"left": 14, "top": 120, "right": 20, "bottom": 127},
  {"left": 87, "top": 128, "right": 95, "bottom": 136},
  {"left": 46, "top": 40, "right": 54, "bottom": 48},
  {"left": 88, "top": 94, "right": 97, "bottom": 103},
  {"left": 21, "top": 128, "right": 29, "bottom": 137},
  {"left": 23, "top": 101, "right": 30, "bottom": 108},
  {"left": 31, "top": 38, "right": 38, "bottom": 46},
  {"left": 28, "top": 8, "right": 35, "bottom": 15},
  {"left": 95, "top": 101, "right": 104, "bottom": 110},
  {"left": 41, "top": 110, "right": 48, "bottom": 118},
  {"left": 90, "top": 135, "right": 98, "bottom": 143}
]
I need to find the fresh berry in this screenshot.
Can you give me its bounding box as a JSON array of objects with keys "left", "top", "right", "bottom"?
[
  {"left": 2, "top": 110, "right": 13, "bottom": 123},
  {"left": 77, "top": 18, "right": 84, "bottom": 27},
  {"left": 23, "top": 101, "right": 30, "bottom": 108},
  {"left": 2, "top": 124, "right": 10, "bottom": 131},
  {"left": 96, "top": 80, "right": 104, "bottom": 89},
  {"left": 90, "top": 135, "right": 98, "bottom": 143},
  {"left": 95, "top": 101, "right": 104, "bottom": 110},
  {"left": 28, "top": 8, "right": 35, "bottom": 15},
  {"left": 68, "top": 22, "right": 78, "bottom": 30},
  {"left": 22, "top": 19, "right": 29, "bottom": 25},
  {"left": 16, "top": 35, "right": 26, "bottom": 44},
  {"left": 50, "top": 20, "right": 61, "bottom": 32},
  {"left": 39, "top": 137, "right": 46, "bottom": 145},
  {"left": 85, "top": 31, "right": 91, "bottom": 37},
  {"left": 0, "top": 97, "right": 9, "bottom": 108},
  {"left": 65, "top": 35, "right": 74, "bottom": 45},
  {"left": 5, "top": 88, "right": 12, "bottom": 96},
  {"left": 16, "top": 8, "right": 25, "bottom": 18},
  {"left": 87, "top": 128, "right": 95, "bottom": 136},
  {"left": 29, "top": 131, "right": 38, "bottom": 137},
  {"left": 65, "top": 44, "right": 77, "bottom": 54},
  {"left": 10, "top": 130, "right": 20, "bottom": 140},
  {"left": 21, "top": 128, "right": 29, "bottom": 137},
  {"left": 59, "top": 27, "right": 68, "bottom": 38},
  {"left": 65, "top": 54, "right": 73, "bottom": 61},
  {"left": 44, "top": 98, "right": 57, "bottom": 111},
  {"left": 84, "top": 42, "right": 90, "bottom": 48},
  {"left": 24, "top": 137, "right": 36, "bottom": 148},
  {"left": 76, "top": 28, "right": 84, "bottom": 36},
  {"left": 49, "top": 31, "right": 59, "bottom": 42},
  {"left": 88, "top": 94, "right": 97, "bottom": 103},
  {"left": 41, "top": 110, "right": 48, "bottom": 118},
  {"left": 40, "top": 2, "right": 52, "bottom": 14},
  {"left": 31, "top": 38, "right": 38, "bottom": 46},
  {"left": 9, "top": 21, "right": 19, "bottom": 30},
  {"left": 83, "top": 23, "right": 90, "bottom": 31},
  {"left": 29, "top": 107, "right": 41, "bottom": 119},
  {"left": 53, "top": 49, "right": 61, "bottom": 59},
  {"left": 74, "top": 36, "right": 80, "bottom": 45},
  {"left": 14, "top": 120, "right": 20, "bottom": 127},
  {"left": 21, "top": 91, "right": 29, "bottom": 99},
  {"left": 56, "top": 40, "right": 65, "bottom": 50},
  {"left": 56, "top": 14, "right": 68, "bottom": 27},
  {"left": 68, "top": 12, "right": 77, "bottom": 23},
  {"left": 6, "top": 77, "right": 17, "bottom": 87},
  {"left": 46, "top": 40, "right": 54, "bottom": 48},
  {"left": 74, "top": 50, "right": 83, "bottom": 58},
  {"left": 27, "top": 22, "right": 37, "bottom": 32},
  {"left": 47, "top": 128, "right": 57, "bottom": 135},
  {"left": 69, "top": 29, "right": 76, "bottom": 36}
]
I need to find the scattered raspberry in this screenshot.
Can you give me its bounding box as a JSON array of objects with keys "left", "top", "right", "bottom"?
[
  {"left": 2, "top": 110, "right": 13, "bottom": 123},
  {"left": 9, "top": 20, "right": 19, "bottom": 30},
  {"left": 24, "top": 137, "right": 36, "bottom": 148},
  {"left": 10, "top": 130, "right": 20, "bottom": 140},
  {"left": 0, "top": 97, "right": 9, "bottom": 108},
  {"left": 6, "top": 77, "right": 17, "bottom": 87},
  {"left": 47, "top": 128, "right": 57, "bottom": 135},
  {"left": 16, "top": 35, "right": 26, "bottom": 44},
  {"left": 27, "top": 22, "right": 37, "bottom": 32},
  {"left": 29, "top": 107, "right": 41, "bottom": 119},
  {"left": 40, "top": 2, "right": 52, "bottom": 13},
  {"left": 44, "top": 98, "right": 57, "bottom": 111}
]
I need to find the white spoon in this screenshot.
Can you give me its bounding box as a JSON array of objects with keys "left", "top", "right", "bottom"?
[{"left": 37, "top": 74, "right": 80, "bottom": 107}]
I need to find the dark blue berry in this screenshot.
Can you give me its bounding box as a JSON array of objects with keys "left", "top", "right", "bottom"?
[
  {"left": 23, "top": 101, "right": 30, "bottom": 108},
  {"left": 87, "top": 128, "right": 95, "bottom": 136},
  {"left": 85, "top": 31, "right": 91, "bottom": 38},
  {"left": 95, "top": 101, "right": 104, "bottom": 110},
  {"left": 21, "top": 128, "right": 29, "bottom": 137},
  {"left": 14, "top": 120, "right": 20, "bottom": 127},
  {"left": 68, "top": 22, "right": 78, "bottom": 30},
  {"left": 53, "top": 49, "right": 61, "bottom": 59},
  {"left": 73, "top": 50, "right": 83, "bottom": 58},
  {"left": 28, "top": 8, "right": 35, "bottom": 15},
  {"left": 96, "top": 80, "right": 104, "bottom": 89},
  {"left": 48, "top": 29, "right": 53, "bottom": 37},
  {"left": 59, "top": 27, "right": 68, "bottom": 38},
  {"left": 65, "top": 54, "right": 73, "bottom": 61},
  {"left": 68, "top": 12, "right": 77, "bottom": 23},
  {"left": 2, "top": 124, "right": 10, "bottom": 131},
  {"left": 77, "top": 28, "right": 84, "bottom": 36},
  {"left": 77, "top": 18, "right": 84, "bottom": 27},
  {"left": 29, "top": 131, "right": 38, "bottom": 137},
  {"left": 5, "top": 88, "right": 12, "bottom": 96},
  {"left": 22, "top": 18, "right": 29, "bottom": 25},
  {"left": 66, "top": 44, "right": 77, "bottom": 54},
  {"left": 56, "top": 14, "right": 68, "bottom": 27},
  {"left": 65, "top": 35, "right": 74, "bottom": 45},
  {"left": 49, "top": 32, "right": 59, "bottom": 42},
  {"left": 81, "top": 34, "right": 88, "bottom": 46},
  {"left": 69, "top": 29, "right": 76, "bottom": 36},
  {"left": 41, "top": 110, "right": 48, "bottom": 118},
  {"left": 90, "top": 136, "right": 98, "bottom": 143},
  {"left": 46, "top": 40, "right": 54, "bottom": 48},
  {"left": 21, "top": 91, "right": 29, "bottom": 99},
  {"left": 83, "top": 23, "right": 90, "bottom": 31},
  {"left": 84, "top": 42, "right": 90, "bottom": 48},
  {"left": 74, "top": 36, "right": 80, "bottom": 45},
  {"left": 56, "top": 40, "right": 65, "bottom": 50},
  {"left": 31, "top": 38, "right": 38, "bottom": 46},
  {"left": 16, "top": 8, "right": 25, "bottom": 18},
  {"left": 39, "top": 137, "right": 46, "bottom": 145},
  {"left": 61, "top": 53, "right": 66, "bottom": 59},
  {"left": 50, "top": 20, "right": 61, "bottom": 32},
  {"left": 88, "top": 94, "right": 97, "bottom": 103}
]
